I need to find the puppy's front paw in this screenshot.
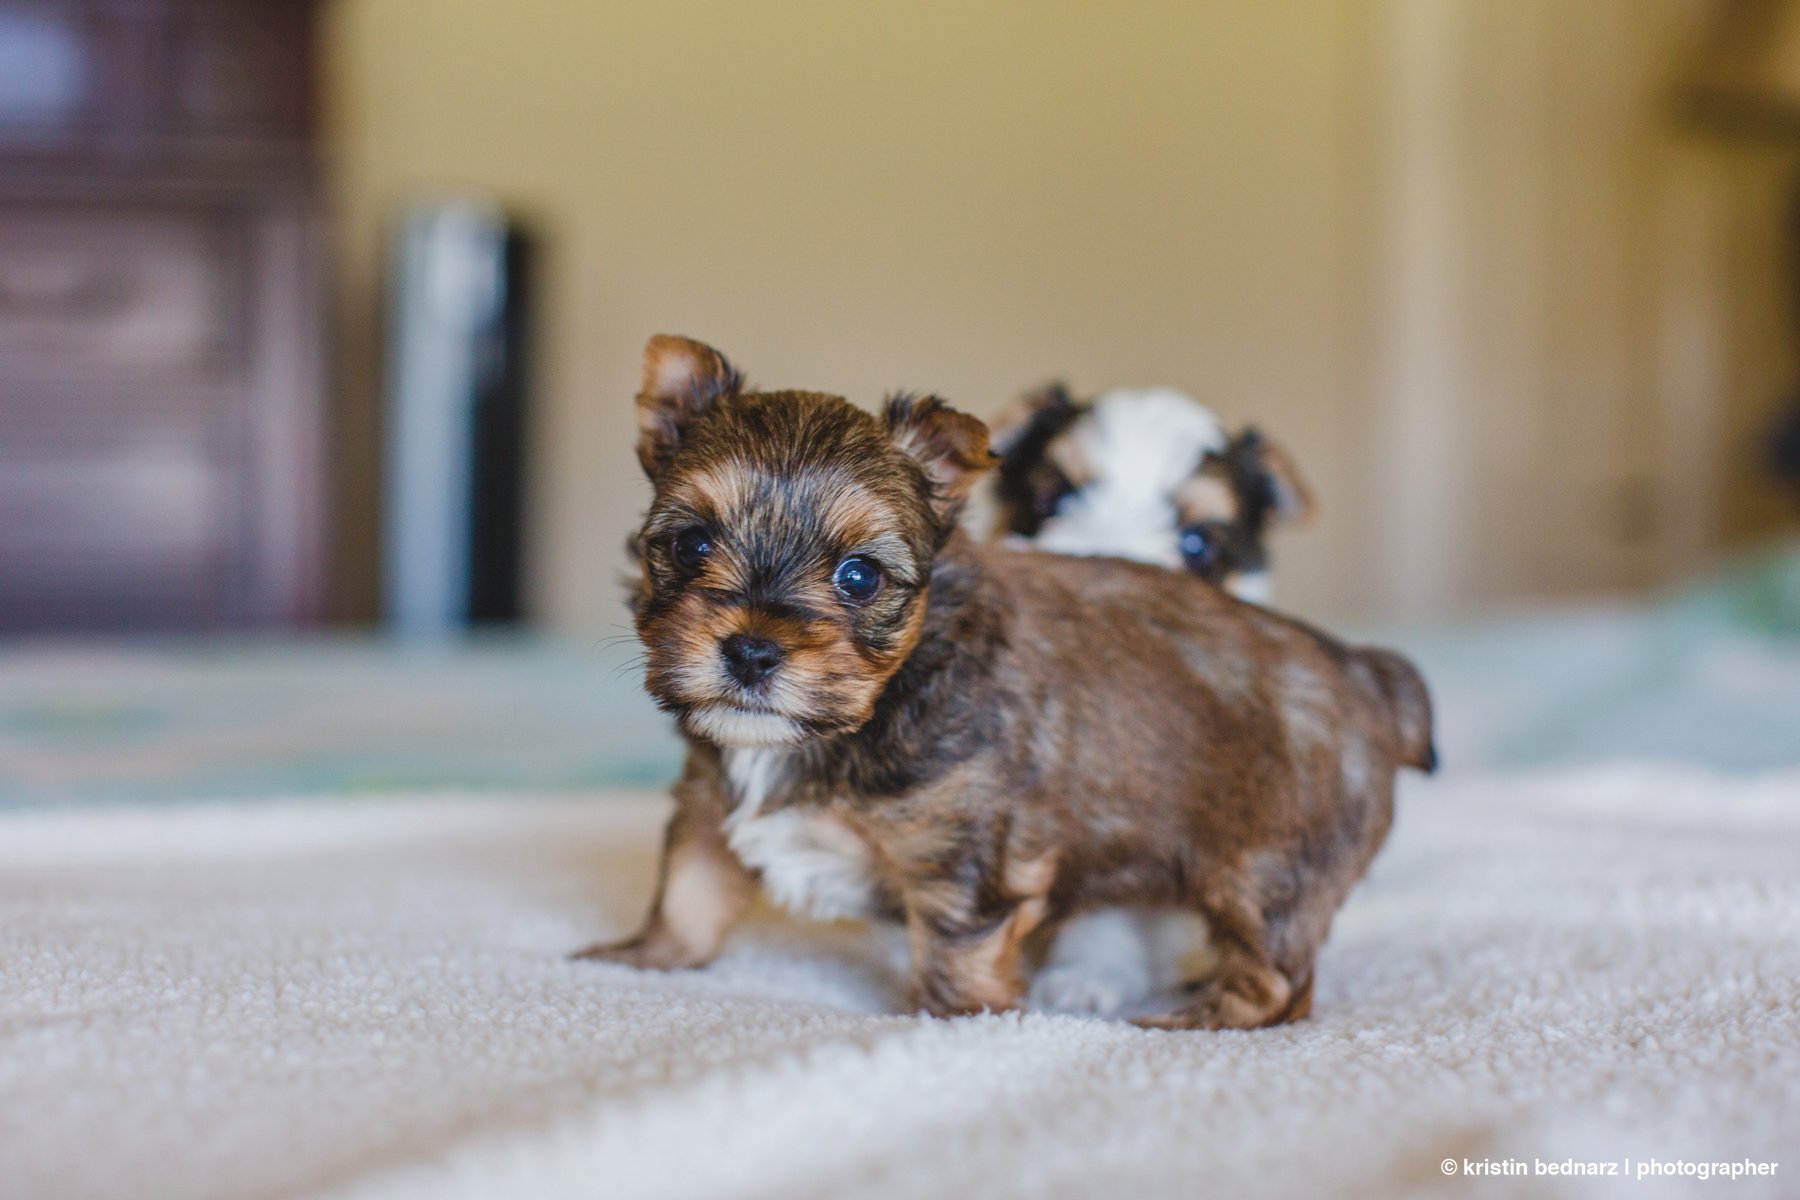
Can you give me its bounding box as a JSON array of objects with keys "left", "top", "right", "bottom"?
[
  {"left": 909, "top": 975, "right": 1023, "bottom": 1018},
  {"left": 915, "top": 995, "right": 1022, "bottom": 1019},
  {"left": 569, "top": 933, "right": 695, "bottom": 971},
  {"left": 1029, "top": 963, "right": 1135, "bottom": 1017}
]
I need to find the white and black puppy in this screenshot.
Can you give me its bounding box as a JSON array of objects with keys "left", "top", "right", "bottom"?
[
  {"left": 986, "top": 383, "right": 1320, "bottom": 1017},
  {"left": 988, "top": 383, "right": 1313, "bottom": 603}
]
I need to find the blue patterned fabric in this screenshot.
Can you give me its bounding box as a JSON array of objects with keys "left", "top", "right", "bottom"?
[
  {"left": 3, "top": 543, "right": 1797, "bottom": 808},
  {"left": 0, "top": 633, "right": 680, "bottom": 808}
]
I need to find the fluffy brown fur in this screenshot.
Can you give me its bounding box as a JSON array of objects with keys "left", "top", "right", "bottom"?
[{"left": 576, "top": 335, "right": 1435, "bottom": 1029}]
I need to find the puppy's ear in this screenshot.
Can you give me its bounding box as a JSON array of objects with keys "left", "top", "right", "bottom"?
[
  {"left": 1232, "top": 428, "right": 1316, "bottom": 526},
  {"left": 636, "top": 335, "right": 744, "bottom": 477},
  {"left": 988, "top": 382, "right": 1081, "bottom": 471},
  {"left": 884, "top": 393, "right": 996, "bottom": 526}
]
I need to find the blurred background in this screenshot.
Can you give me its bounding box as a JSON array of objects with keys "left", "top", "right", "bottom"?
[
  {"left": 334, "top": 0, "right": 1799, "bottom": 630},
  {"left": 3, "top": 0, "right": 1799, "bottom": 802}
]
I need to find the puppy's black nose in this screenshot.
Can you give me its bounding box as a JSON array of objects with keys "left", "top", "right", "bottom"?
[{"left": 720, "top": 634, "right": 784, "bottom": 687}]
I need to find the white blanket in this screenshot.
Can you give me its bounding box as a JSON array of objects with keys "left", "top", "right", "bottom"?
[{"left": 4, "top": 768, "right": 1797, "bottom": 1200}]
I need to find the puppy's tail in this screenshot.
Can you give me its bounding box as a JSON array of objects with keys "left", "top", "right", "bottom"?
[{"left": 1356, "top": 647, "right": 1438, "bottom": 774}]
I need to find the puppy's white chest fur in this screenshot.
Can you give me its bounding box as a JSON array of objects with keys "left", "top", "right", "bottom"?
[{"left": 721, "top": 748, "right": 877, "bottom": 920}]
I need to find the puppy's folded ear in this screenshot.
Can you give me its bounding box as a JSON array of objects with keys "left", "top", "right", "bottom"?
[
  {"left": 1232, "top": 428, "right": 1316, "bottom": 526},
  {"left": 885, "top": 393, "right": 996, "bottom": 526},
  {"left": 636, "top": 335, "right": 745, "bottom": 477},
  {"left": 987, "top": 382, "right": 1080, "bottom": 469}
]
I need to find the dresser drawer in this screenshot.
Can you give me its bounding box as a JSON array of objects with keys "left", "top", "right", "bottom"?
[
  {"left": 0, "top": 447, "right": 231, "bottom": 630},
  {"left": 0, "top": 0, "right": 315, "bottom": 160},
  {"left": 0, "top": 206, "right": 240, "bottom": 384},
  {"left": 172, "top": 3, "right": 314, "bottom": 142},
  {"left": 0, "top": 450, "right": 223, "bottom": 558}
]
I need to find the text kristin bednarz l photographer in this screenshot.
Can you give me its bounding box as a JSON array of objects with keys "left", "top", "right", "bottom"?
[{"left": 1443, "top": 1157, "right": 1779, "bottom": 1182}]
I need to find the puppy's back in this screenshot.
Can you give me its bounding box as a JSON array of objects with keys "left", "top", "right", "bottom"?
[{"left": 986, "top": 544, "right": 1433, "bottom": 782}]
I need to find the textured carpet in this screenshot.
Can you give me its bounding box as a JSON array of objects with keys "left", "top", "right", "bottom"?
[{"left": 3, "top": 767, "right": 1796, "bottom": 1199}]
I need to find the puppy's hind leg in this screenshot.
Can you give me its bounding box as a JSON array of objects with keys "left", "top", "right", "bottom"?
[{"left": 1134, "top": 883, "right": 1305, "bottom": 1031}]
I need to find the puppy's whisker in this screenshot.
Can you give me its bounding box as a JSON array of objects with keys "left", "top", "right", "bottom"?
[{"left": 609, "top": 655, "right": 649, "bottom": 682}]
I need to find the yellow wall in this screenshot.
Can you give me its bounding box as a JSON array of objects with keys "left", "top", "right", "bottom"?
[{"left": 324, "top": 0, "right": 1375, "bottom": 628}]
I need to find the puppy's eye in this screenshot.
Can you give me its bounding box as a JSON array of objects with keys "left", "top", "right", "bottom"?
[
  {"left": 671, "top": 527, "right": 714, "bottom": 569},
  {"left": 832, "top": 556, "right": 883, "bottom": 604},
  {"left": 1179, "top": 524, "right": 1223, "bottom": 577}
]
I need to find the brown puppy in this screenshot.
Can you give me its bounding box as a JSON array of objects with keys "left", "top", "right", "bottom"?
[{"left": 576, "top": 335, "right": 1435, "bottom": 1029}]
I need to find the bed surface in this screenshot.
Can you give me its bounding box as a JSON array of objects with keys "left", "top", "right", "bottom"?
[
  {"left": 4, "top": 544, "right": 1797, "bottom": 1199},
  {"left": 4, "top": 770, "right": 1797, "bottom": 1200}
]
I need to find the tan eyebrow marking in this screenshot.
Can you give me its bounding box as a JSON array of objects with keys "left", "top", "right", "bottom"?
[
  {"left": 1175, "top": 471, "right": 1238, "bottom": 526},
  {"left": 848, "top": 531, "right": 919, "bottom": 585},
  {"left": 665, "top": 461, "right": 756, "bottom": 516},
  {"left": 813, "top": 478, "right": 920, "bottom": 585}
]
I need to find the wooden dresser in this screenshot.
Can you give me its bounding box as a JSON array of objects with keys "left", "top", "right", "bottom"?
[{"left": 0, "top": 0, "right": 326, "bottom": 633}]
